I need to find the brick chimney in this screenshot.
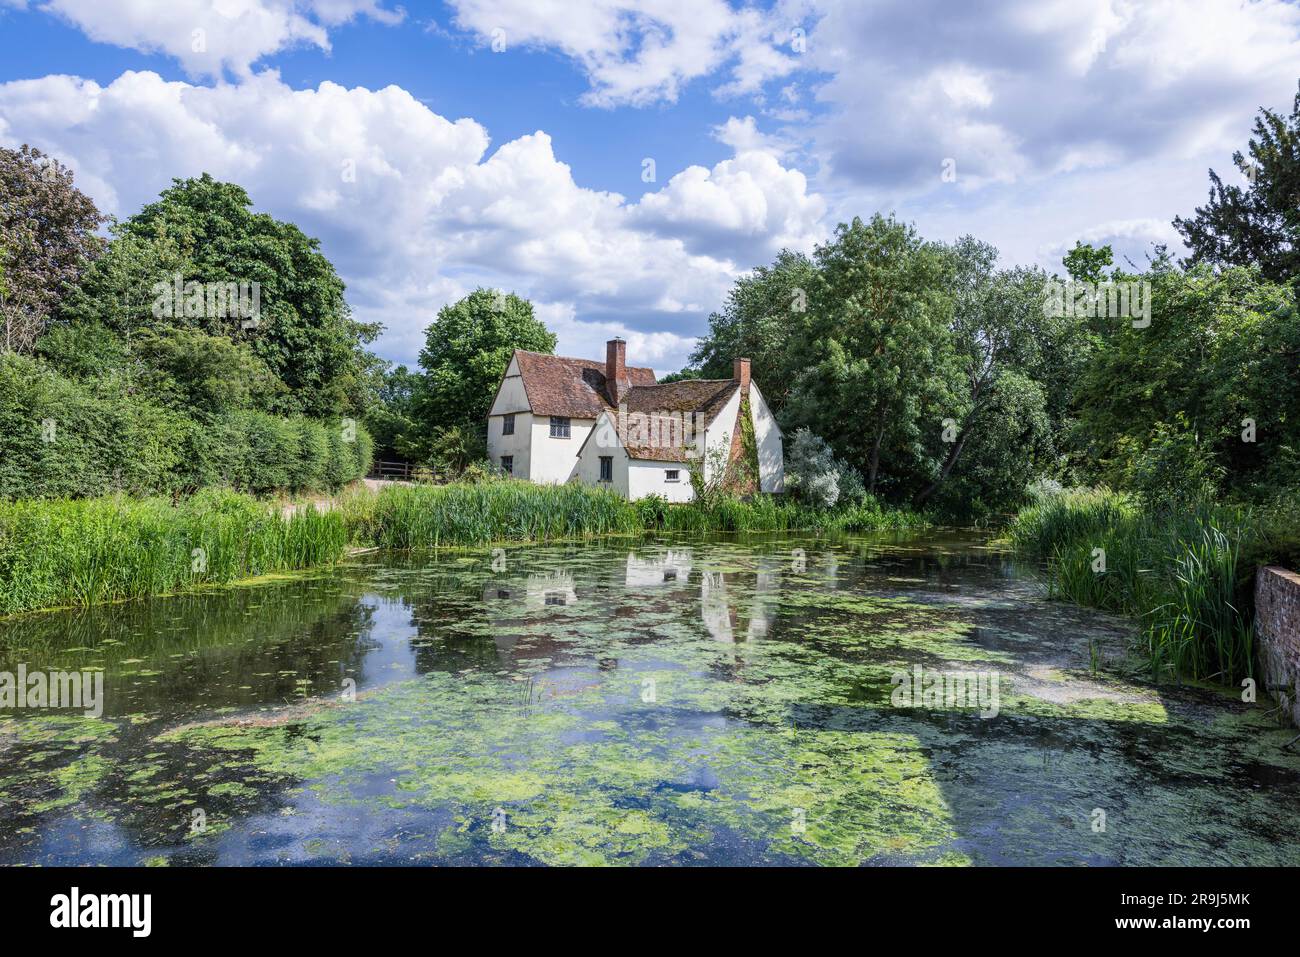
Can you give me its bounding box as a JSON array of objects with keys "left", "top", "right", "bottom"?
[
  {"left": 606, "top": 337, "right": 628, "bottom": 405},
  {"left": 733, "top": 357, "right": 751, "bottom": 396}
]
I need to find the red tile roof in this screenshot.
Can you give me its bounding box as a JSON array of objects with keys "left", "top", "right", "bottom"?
[
  {"left": 511, "top": 350, "right": 752, "bottom": 462},
  {"left": 619, "top": 379, "right": 740, "bottom": 461},
  {"left": 513, "top": 350, "right": 656, "bottom": 417}
]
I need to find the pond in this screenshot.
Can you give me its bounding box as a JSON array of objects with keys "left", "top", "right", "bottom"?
[{"left": 2, "top": 530, "right": 1298, "bottom": 866}]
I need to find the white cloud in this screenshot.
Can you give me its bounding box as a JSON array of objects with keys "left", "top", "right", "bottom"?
[
  {"left": 631, "top": 146, "right": 826, "bottom": 261},
  {"left": 31, "top": 0, "right": 402, "bottom": 79},
  {"left": 446, "top": 0, "right": 802, "bottom": 107},
  {"left": 799, "top": 0, "right": 1300, "bottom": 194},
  {"left": 0, "top": 69, "right": 820, "bottom": 372}
]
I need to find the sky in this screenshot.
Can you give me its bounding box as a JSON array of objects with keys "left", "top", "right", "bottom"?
[{"left": 1, "top": 0, "right": 1298, "bottom": 376}]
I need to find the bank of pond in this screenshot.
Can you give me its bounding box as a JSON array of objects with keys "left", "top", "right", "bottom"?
[{"left": 1, "top": 481, "right": 1294, "bottom": 697}]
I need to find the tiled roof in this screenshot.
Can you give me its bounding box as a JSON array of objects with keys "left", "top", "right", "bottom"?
[
  {"left": 513, "top": 350, "right": 656, "bottom": 417},
  {"left": 619, "top": 379, "right": 740, "bottom": 461}
]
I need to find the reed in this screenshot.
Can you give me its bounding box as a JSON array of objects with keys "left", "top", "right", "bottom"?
[
  {"left": 341, "top": 480, "right": 642, "bottom": 548},
  {"left": 1008, "top": 488, "right": 1258, "bottom": 684},
  {"left": 1, "top": 481, "right": 930, "bottom": 617},
  {"left": 0, "top": 489, "right": 349, "bottom": 616}
]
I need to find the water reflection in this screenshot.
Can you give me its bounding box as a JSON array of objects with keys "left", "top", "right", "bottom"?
[{"left": 3, "top": 531, "right": 1298, "bottom": 866}]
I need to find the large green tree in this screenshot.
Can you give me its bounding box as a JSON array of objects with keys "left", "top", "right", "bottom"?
[
  {"left": 1075, "top": 261, "right": 1299, "bottom": 499},
  {"left": 65, "top": 174, "right": 379, "bottom": 417},
  {"left": 414, "top": 288, "right": 556, "bottom": 444},
  {"left": 1174, "top": 81, "right": 1300, "bottom": 284},
  {"left": 364, "top": 362, "right": 422, "bottom": 462},
  {"left": 0, "top": 145, "right": 105, "bottom": 354},
  {"left": 688, "top": 249, "right": 817, "bottom": 412},
  {"left": 784, "top": 215, "right": 963, "bottom": 496}
]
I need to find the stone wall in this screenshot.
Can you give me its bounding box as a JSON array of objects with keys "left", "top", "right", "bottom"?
[{"left": 1256, "top": 566, "right": 1300, "bottom": 727}]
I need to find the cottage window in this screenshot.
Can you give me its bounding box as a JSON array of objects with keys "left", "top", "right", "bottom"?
[
  {"left": 599, "top": 456, "right": 613, "bottom": 482},
  {"left": 502, "top": 413, "right": 515, "bottom": 435},
  {"left": 665, "top": 469, "right": 680, "bottom": 482},
  {"left": 500, "top": 455, "right": 513, "bottom": 475},
  {"left": 549, "top": 416, "right": 571, "bottom": 438}
]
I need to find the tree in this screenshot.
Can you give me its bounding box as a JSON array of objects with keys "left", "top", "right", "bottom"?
[
  {"left": 931, "top": 369, "right": 1055, "bottom": 516},
  {"left": 916, "top": 241, "right": 1084, "bottom": 508},
  {"left": 784, "top": 215, "right": 962, "bottom": 497},
  {"left": 364, "top": 363, "right": 422, "bottom": 462},
  {"left": 0, "top": 145, "right": 106, "bottom": 353},
  {"left": 688, "top": 249, "right": 817, "bottom": 412},
  {"left": 1174, "top": 81, "right": 1300, "bottom": 283},
  {"left": 786, "top": 428, "right": 840, "bottom": 507},
  {"left": 132, "top": 326, "right": 286, "bottom": 415},
  {"left": 110, "top": 174, "right": 379, "bottom": 416},
  {"left": 1062, "top": 240, "right": 1114, "bottom": 283},
  {"left": 1075, "top": 262, "right": 1299, "bottom": 496},
  {"left": 414, "top": 288, "right": 556, "bottom": 442}
]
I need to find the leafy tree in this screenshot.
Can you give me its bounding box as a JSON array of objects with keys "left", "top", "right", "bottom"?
[
  {"left": 414, "top": 288, "right": 556, "bottom": 441},
  {"left": 1174, "top": 81, "right": 1300, "bottom": 283},
  {"left": 1075, "top": 262, "right": 1299, "bottom": 496},
  {"left": 0, "top": 145, "right": 106, "bottom": 353},
  {"left": 1130, "top": 417, "right": 1224, "bottom": 509},
  {"left": 107, "top": 174, "right": 379, "bottom": 416},
  {"left": 1062, "top": 241, "right": 1114, "bottom": 283},
  {"left": 656, "top": 368, "right": 703, "bottom": 384},
  {"left": 917, "top": 240, "right": 1088, "bottom": 507},
  {"left": 364, "top": 363, "right": 422, "bottom": 462},
  {"left": 933, "top": 369, "right": 1055, "bottom": 516},
  {"left": 784, "top": 215, "right": 962, "bottom": 496},
  {"left": 688, "top": 249, "right": 817, "bottom": 411},
  {"left": 133, "top": 327, "right": 286, "bottom": 415}
]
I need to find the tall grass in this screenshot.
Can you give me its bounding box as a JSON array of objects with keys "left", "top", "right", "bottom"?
[
  {"left": 340, "top": 482, "right": 930, "bottom": 547},
  {"left": 0, "top": 480, "right": 930, "bottom": 617},
  {"left": 1008, "top": 488, "right": 1257, "bottom": 684},
  {"left": 0, "top": 489, "right": 347, "bottom": 616},
  {"left": 340, "top": 480, "right": 642, "bottom": 548},
  {"left": 640, "top": 493, "right": 928, "bottom": 534}
]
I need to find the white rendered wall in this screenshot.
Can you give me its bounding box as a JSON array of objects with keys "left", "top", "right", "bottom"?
[
  {"left": 574, "top": 412, "right": 630, "bottom": 495},
  {"left": 628, "top": 460, "right": 694, "bottom": 502},
  {"left": 749, "top": 382, "right": 785, "bottom": 493},
  {"left": 700, "top": 387, "right": 741, "bottom": 485},
  {"left": 487, "top": 411, "right": 534, "bottom": 478},
  {"left": 527, "top": 416, "right": 593, "bottom": 484}
]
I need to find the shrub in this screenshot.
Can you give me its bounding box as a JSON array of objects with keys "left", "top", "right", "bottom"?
[
  {"left": 786, "top": 428, "right": 840, "bottom": 507},
  {"left": 0, "top": 353, "right": 371, "bottom": 499}
]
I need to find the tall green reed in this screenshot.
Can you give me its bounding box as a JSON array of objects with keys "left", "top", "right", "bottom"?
[
  {"left": 0, "top": 489, "right": 348, "bottom": 616},
  {"left": 1008, "top": 488, "right": 1257, "bottom": 684}
]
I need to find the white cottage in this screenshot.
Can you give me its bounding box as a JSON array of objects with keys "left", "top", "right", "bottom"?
[{"left": 486, "top": 338, "right": 783, "bottom": 501}]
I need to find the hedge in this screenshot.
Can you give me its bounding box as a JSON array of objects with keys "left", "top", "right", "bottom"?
[{"left": 0, "top": 353, "right": 371, "bottom": 499}]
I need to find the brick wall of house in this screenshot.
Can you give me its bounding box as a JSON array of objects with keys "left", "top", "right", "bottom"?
[{"left": 1256, "top": 566, "right": 1300, "bottom": 727}]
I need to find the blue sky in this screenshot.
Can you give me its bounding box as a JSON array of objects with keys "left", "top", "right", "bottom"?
[{"left": 2, "top": 0, "right": 1298, "bottom": 375}]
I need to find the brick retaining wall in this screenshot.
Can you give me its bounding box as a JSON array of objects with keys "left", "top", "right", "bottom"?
[{"left": 1256, "top": 566, "right": 1300, "bottom": 727}]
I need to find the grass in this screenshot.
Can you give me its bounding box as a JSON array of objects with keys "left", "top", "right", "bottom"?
[
  {"left": 0, "top": 488, "right": 348, "bottom": 617},
  {"left": 1007, "top": 488, "right": 1260, "bottom": 685},
  {"left": 338, "top": 480, "right": 641, "bottom": 548},
  {"left": 0, "top": 480, "right": 929, "bottom": 617},
  {"left": 340, "top": 481, "right": 928, "bottom": 546}
]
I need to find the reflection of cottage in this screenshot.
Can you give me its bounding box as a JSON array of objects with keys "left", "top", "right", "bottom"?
[
  {"left": 698, "top": 558, "right": 781, "bottom": 643},
  {"left": 485, "top": 337, "right": 783, "bottom": 500},
  {"left": 524, "top": 570, "right": 578, "bottom": 609},
  {"left": 624, "top": 549, "right": 694, "bottom": 587}
]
